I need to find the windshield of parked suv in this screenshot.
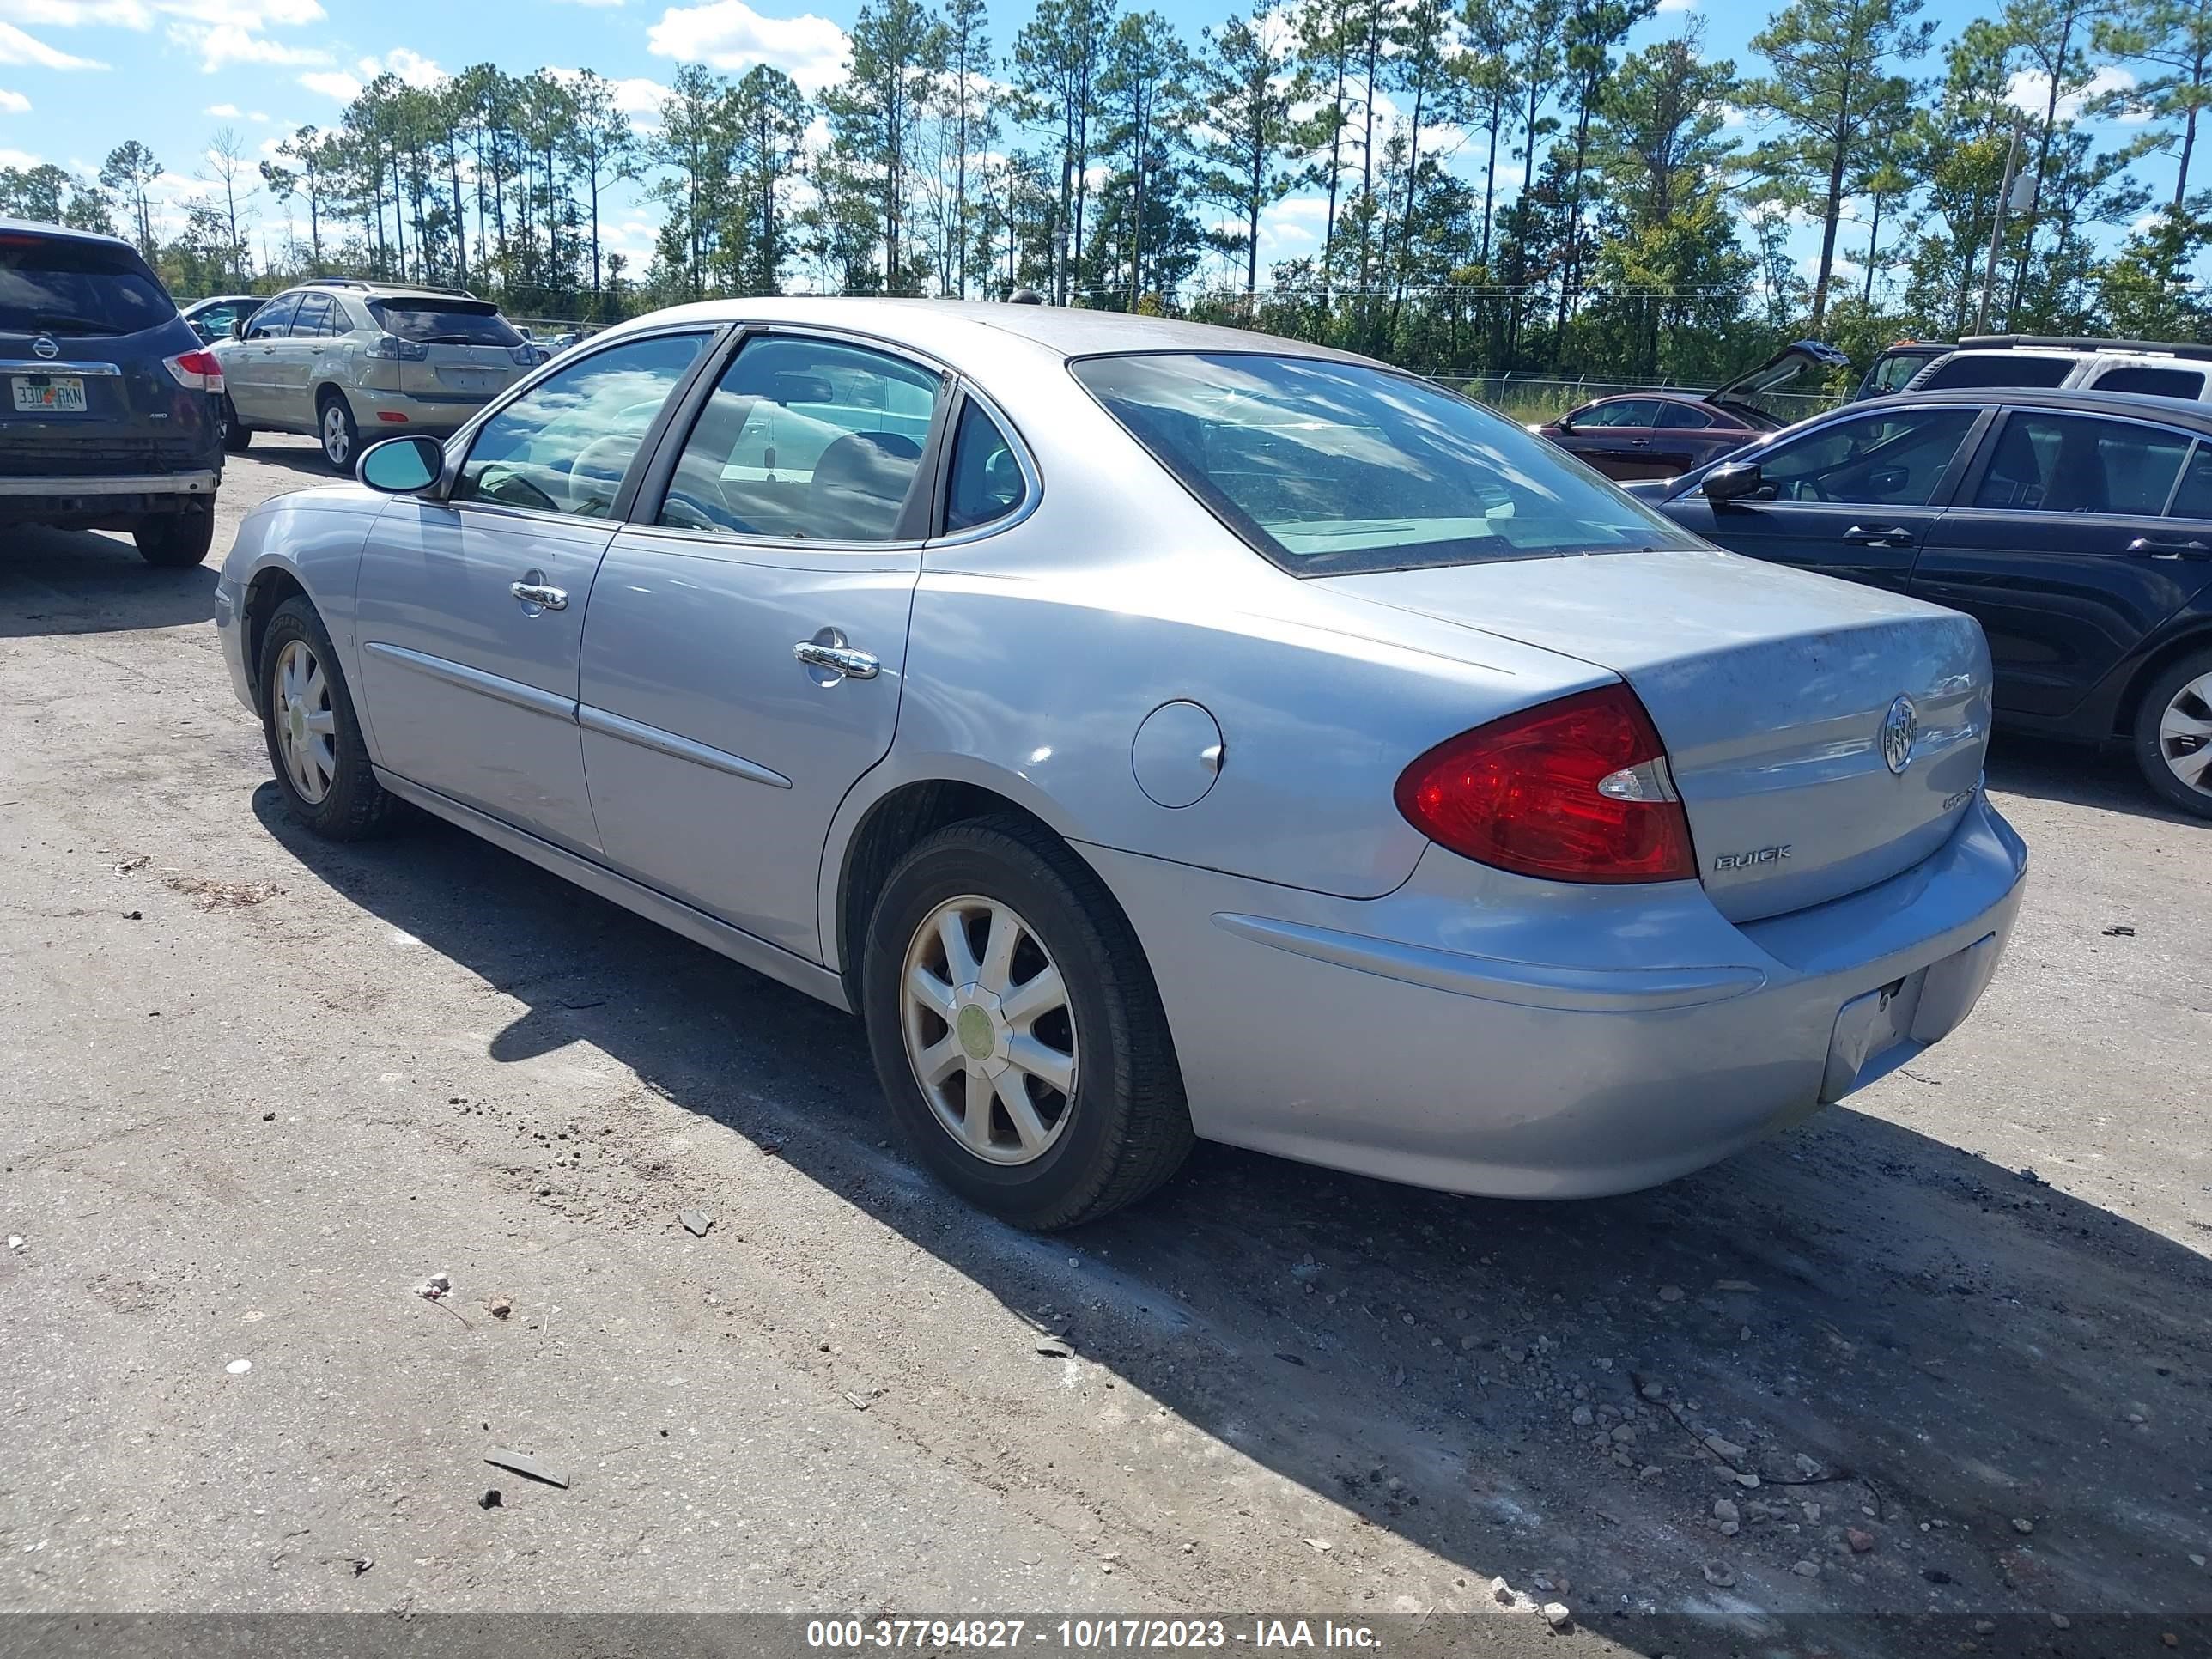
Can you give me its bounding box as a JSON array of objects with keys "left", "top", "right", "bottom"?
[
  {"left": 1073, "top": 352, "right": 1702, "bottom": 574},
  {"left": 368, "top": 299, "right": 521, "bottom": 347},
  {"left": 0, "top": 234, "right": 174, "bottom": 336}
]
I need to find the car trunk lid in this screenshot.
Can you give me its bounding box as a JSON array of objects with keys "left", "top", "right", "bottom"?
[
  {"left": 0, "top": 323, "right": 210, "bottom": 476},
  {"left": 1322, "top": 545, "right": 1991, "bottom": 922},
  {"left": 366, "top": 295, "right": 525, "bottom": 403}
]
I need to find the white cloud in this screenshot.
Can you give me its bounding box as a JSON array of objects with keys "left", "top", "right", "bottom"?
[
  {"left": 2007, "top": 63, "right": 2136, "bottom": 125},
  {"left": 0, "top": 19, "right": 104, "bottom": 66},
  {"left": 647, "top": 0, "right": 848, "bottom": 92},
  {"left": 547, "top": 66, "right": 672, "bottom": 122},
  {"left": 296, "top": 67, "right": 356, "bottom": 99},
  {"left": 356, "top": 46, "right": 441, "bottom": 86},
  {"left": 0, "top": 142, "right": 38, "bottom": 165},
  {"left": 205, "top": 100, "right": 238, "bottom": 113},
  {"left": 172, "top": 18, "right": 322, "bottom": 67},
  {"left": 0, "top": 85, "right": 27, "bottom": 109},
  {"left": 1656, "top": 0, "right": 1696, "bottom": 11},
  {"left": 0, "top": 0, "right": 149, "bottom": 25}
]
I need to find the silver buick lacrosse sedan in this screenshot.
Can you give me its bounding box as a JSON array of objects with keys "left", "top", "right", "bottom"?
[{"left": 214, "top": 299, "right": 2027, "bottom": 1228}]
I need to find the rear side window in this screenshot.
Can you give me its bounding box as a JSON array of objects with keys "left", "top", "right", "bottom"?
[
  {"left": 1073, "top": 352, "right": 1700, "bottom": 575},
  {"left": 1916, "top": 354, "right": 2074, "bottom": 391},
  {"left": 944, "top": 399, "right": 1028, "bottom": 532},
  {"left": 455, "top": 331, "right": 708, "bottom": 518},
  {"left": 2090, "top": 365, "right": 2207, "bottom": 400},
  {"left": 1654, "top": 402, "right": 1713, "bottom": 430},
  {"left": 0, "top": 234, "right": 174, "bottom": 335},
  {"left": 292, "top": 293, "right": 336, "bottom": 336},
  {"left": 2171, "top": 445, "right": 2212, "bottom": 520},
  {"left": 1973, "top": 413, "right": 2193, "bottom": 515},
  {"left": 369, "top": 300, "right": 521, "bottom": 348}
]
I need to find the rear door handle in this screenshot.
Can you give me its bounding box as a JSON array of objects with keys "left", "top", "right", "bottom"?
[
  {"left": 1844, "top": 525, "right": 1914, "bottom": 547},
  {"left": 511, "top": 580, "right": 568, "bottom": 611},
  {"left": 2128, "top": 536, "right": 2211, "bottom": 560}
]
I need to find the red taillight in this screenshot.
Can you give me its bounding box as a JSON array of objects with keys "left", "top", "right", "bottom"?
[
  {"left": 163, "top": 349, "right": 225, "bottom": 393},
  {"left": 1394, "top": 684, "right": 1698, "bottom": 884}
]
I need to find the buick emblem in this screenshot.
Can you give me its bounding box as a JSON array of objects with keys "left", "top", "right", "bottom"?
[
  {"left": 32, "top": 335, "right": 58, "bottom": 360},
  {"left": 1880, "top": 695, "right": 1918, "bottom": 775}
]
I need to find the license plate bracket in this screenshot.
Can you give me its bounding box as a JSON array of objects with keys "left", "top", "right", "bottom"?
[{"left": 11, "top": 375, "right": 87, "bottom": 414}]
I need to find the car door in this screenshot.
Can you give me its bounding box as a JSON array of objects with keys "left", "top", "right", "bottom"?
[
  {"left": 1674, "top": 404, "right": 1988, "bottom": 591},
  {"left": 1644, "top": 401, "right": 1720, "bottom": 478},
  {"left": 1555, "top": 398, "right": 1663, "bottom": 478},
  {"left": 576, "top": 328, "right": 950, "bottom": 961},
  {"left": 1911, "top": 408, "right": 2206, "bottom": 719},
  {"left": 269, "top": 292, "right": 335, "bottom": 425},
  {"left": 353, "top": 327, "right": 718, "bottom": 854},
  {"left": 228, "top": 293, "right": 298, "bottom": 423}
]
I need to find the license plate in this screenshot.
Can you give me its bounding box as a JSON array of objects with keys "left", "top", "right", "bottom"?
[{"left": 12, "top": 376, "right": 86, "bottom": 413}]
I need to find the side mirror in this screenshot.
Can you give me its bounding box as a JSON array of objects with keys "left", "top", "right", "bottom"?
[
  {"left": 230, "top": 316, "right": 248, "bottom": 341},
  {"left": 357, "top": 434, "right": 445, "bottom": 495},
  {"left": 1553, "top": 414, "right": 1573, "bottom": 433},
  {"left": 1702, "top": 461, "right": 1765, "bottom": 504}
]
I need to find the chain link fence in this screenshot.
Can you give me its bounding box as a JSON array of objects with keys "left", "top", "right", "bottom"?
[{"left": 1420, "top": 372, "right": 1846, "bottom": 427}]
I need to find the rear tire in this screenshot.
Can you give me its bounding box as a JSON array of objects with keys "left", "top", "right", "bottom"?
[
  {"left": 318, "top": 391, "right": 358, "bottom": 474},
  {"left": 860, "top": 816, "right": 1193, "bottom": 1230},
  {"left": 259, "top": 595, "right": 395, "bottom": 840},
  {"left": 134, "top": 505, "right": 216, "bottom": 568},
  {"left": 2132, "top": 647, "right": 2212, "bottom": 818},
  {"left": 220, "top": 395, "right": 252, "bottom": 453}
]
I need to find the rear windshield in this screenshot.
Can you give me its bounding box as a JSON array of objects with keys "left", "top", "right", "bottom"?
[
  {"left": 1915, "top": 353, "right": 2074, "bottom": 391},
  {"left": 0, "top": 234, "right": 174, "bottom": 336},
  {"left": 2090, "top": 364, "right": 2206, "bottom": 399},
  {"left": 1072, "top": 352, "right": 1700, "bottom": 575},
  {"left": 368, "top": 299, "right": 520, "bottom": 347}
]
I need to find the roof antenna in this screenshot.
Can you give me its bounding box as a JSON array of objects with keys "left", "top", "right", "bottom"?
[{"left": 1008, "top": 288, "right": 1046, "bottom": 306}]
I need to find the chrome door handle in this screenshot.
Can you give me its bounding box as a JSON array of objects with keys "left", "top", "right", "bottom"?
[
  {"left": 1844, "top": 525, "right": 1912, "bottom": 546},
  {"left": 794, "top": 637, "right": 880, "bottom": 681},
  {"left": 511, "top": 580, "right": 568, "bottom": 611},
  {"left": 2129, "top": 536, "right": 2210, "bottom": 560}
]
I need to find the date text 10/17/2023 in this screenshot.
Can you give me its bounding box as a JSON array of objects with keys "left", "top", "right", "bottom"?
[{"left": 804, "top": 1621, "right": 1383, "bottom": 1651}]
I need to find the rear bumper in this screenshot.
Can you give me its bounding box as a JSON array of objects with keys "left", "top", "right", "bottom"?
[
  {"left": 1082, "top": 793, "right": 2027, "bottom": 1199},
  {"left": 343, "top": 384, "right": 491, "bottom": 434},
  {"left": 0, "top": 469, "right": 219, "bottom": 526}
]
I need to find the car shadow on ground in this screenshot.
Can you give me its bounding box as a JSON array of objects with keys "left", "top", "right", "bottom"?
[
  {"left": 251, "top": 786, "right": 2210, "bottom": 1647},
  {"left": 235, "top": 441, "right": 342, "bottom": 482},
  {"left": 0, "top": 526, "right": 216, "bottom": 637},
  {"left": 1984, "top": 736, "right": 2204, "bottom": 829}
]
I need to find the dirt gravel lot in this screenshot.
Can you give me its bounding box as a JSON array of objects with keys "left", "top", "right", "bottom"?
[{"left": 2, "top": 439, "right": 2209, "bottom": 1652}]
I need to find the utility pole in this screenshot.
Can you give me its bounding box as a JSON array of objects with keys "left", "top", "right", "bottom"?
[{"left": 1974, "top": 129, "right": 2028, "bottom": 337}]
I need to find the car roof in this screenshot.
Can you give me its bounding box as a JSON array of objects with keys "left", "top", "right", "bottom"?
[
  {"left": 594, "top": 295, "right": 1378, "bottom": 369},
  {"left": 0, "top": 216, "right": 140, "bottom": 252},
  {"left": 1834, "top": 386, "right": 2212, "bottom": 433}
]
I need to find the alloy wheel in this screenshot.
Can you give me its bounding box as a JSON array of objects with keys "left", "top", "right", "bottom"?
[
  {"left": 900, "top": 894, "right": 1078, "bottom": 1166},
  {"left": 2160, "top": 671, "right": 2212, "bottom": 799},
  {"left": 323, "top": 404, "right": 351, "bottom": 468},
  {"left": 272, "top": 638, "right": 338, "bottom": 805}
]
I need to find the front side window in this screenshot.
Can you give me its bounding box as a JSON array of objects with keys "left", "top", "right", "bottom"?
[
  {"left": 658, "top": 334, "right": 942, "bottom": 543},
  {"left": 1574, "top": 398, "right": 1662, "bottom": 428},
  {"left": 1973, "top": 412, "right": 2193, "bottom": 516},
  {"left": 944, "top": 398, "right": 1028, "bottom": 532},
  {"left": 0, "top": 234, "right": 174, "bottom": 335},
  {"left": 455, "top": 331, "right": 708, "bottom": 518},
  {"left": 246, "top": 294, "right": 301, "bottom": 339},
  {"left": 1753, "top": 407, "right": 1980, "bottom": 507},
  {"left": 1072, "top": 353, "right": 1701, "bottom": 575}
]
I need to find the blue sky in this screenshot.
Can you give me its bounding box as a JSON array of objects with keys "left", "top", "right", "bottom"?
[{"left": 0, "top": 0, "right": 2169, "bottom": 296}]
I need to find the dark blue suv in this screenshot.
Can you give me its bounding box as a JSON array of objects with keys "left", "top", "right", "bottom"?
[{"left": 1, "top": 217, "right": 225, "bottom": 566}]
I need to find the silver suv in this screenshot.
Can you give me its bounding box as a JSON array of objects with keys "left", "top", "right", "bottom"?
[{"left": 213, "top": 279, "right": 544, "bottom": 471}]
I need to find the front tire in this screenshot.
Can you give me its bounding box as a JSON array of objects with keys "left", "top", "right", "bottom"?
[
  {"left": 134, "top": 505, "right": 216, "bottom": 567},
  {"left": 259, "top": 595, "right": 395, "bottom": 839},
  {"left": 2134, "top": 647, "right": 2212, "bottom": 817},
  {"left": 318, "top": 392, "right": 358, "bottom": 474},
  {"left": 860, "top": 817, "right": 1193, "bottom": 1230}
]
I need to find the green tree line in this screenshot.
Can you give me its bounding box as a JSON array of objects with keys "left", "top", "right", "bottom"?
[{"left": 5, "top": 0, "right": 2209, "bottom": 380}]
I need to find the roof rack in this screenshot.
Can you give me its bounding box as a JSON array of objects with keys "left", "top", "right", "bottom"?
[
  {"left": 1956, "top": 333, "right": 2212, "bottom": 364},
  {"left": 301, "top": 276, "right": 482, "bottom": 300},
  {"left": 301, "top": 276, "right": 372, "bottom": 290}
]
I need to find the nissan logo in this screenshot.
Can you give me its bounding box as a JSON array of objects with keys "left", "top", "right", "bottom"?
[{"left": 32, "top": 336, "right": 58, "bottom": 360}]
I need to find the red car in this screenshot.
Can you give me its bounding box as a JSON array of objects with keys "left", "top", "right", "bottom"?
[{"left": 1535, "top": 341, "right": 1850, "bottom": 481}]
